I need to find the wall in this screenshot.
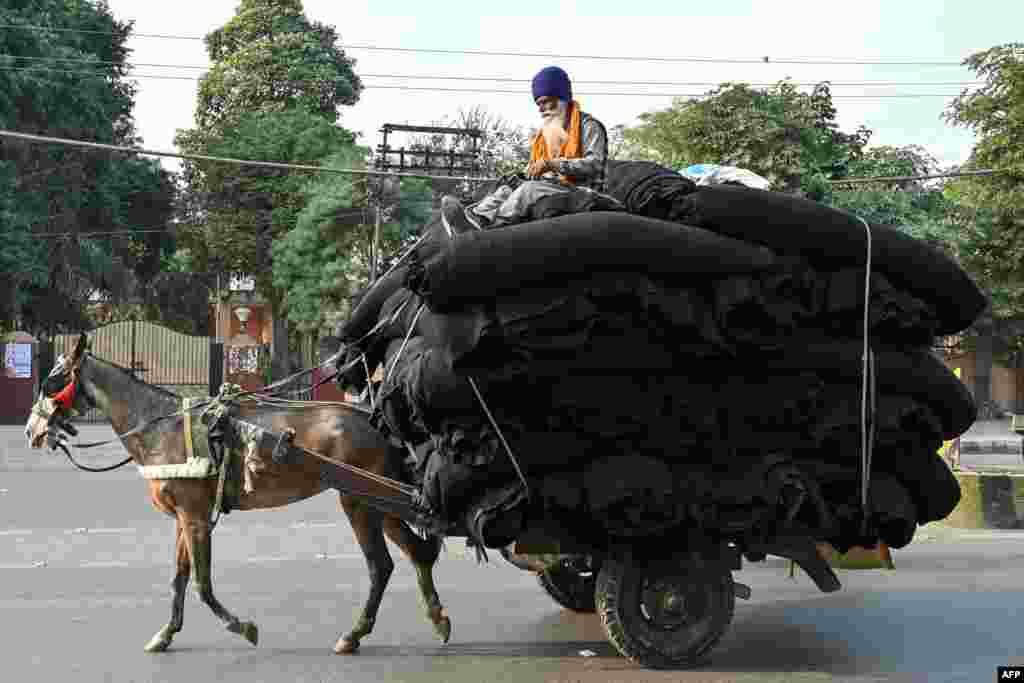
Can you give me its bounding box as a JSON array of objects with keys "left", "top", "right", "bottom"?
[
  {"left": 943, "top": 350, "right": 1022, "bottom": 414},
  {"left": 0, "top": 333, "right": 38, "bottom": 425}
]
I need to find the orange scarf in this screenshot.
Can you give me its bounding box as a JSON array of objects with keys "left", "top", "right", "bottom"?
[{"left": 529, "top": 100, "right": 582, "bottom": 183}]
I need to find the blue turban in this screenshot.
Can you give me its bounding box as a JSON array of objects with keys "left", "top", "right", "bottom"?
[{"left": 531, "top": 66, "right": 572, "bottom": 102}]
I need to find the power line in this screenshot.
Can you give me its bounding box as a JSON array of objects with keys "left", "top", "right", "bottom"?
[
  {"left": 34, "top": 228, "right": 171, "bottom": 238},
  {"left": 5, "top": 126, "right": 1011, "bottom": 189},
  {"left": 0, "top": 129, "right": 499, "bottom": 182},
  {"left": 0, "top": 24, "right": 970, "bottom": 66},
  {"left": 829, "top": 169, "right": 1016, "bottom": 184},
  {"left": 0, "top": 55, "right": 986, "bottom": 87},
  {"left": 339, "top": 44, "right": 968, "bottom": 67},
  {"left": 360, "top": 84, "right": 967, "bottom": 99},
  {"left": 0, "top": 66, "right": 971, "bottom": 99}
]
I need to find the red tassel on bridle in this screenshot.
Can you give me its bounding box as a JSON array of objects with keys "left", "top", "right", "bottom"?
[{"left": 53, "top": 381, "right": 77, "bottom": 411}]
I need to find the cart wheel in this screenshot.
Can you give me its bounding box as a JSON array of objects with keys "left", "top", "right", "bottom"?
[
  {"left": 537, "top": 556, "right": 599, "bottom": 613},
  {"left": 595, "top": 555, "right": 735, "bottom": 669}
]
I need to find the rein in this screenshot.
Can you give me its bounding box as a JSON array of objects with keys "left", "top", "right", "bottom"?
[{"left": 40, "top": 349, "right": 372, "bottom": 470}]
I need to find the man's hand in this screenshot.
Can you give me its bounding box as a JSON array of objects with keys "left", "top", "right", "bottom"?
[{"left": 526, "top": 158, "right": 561, "bottom": 178}]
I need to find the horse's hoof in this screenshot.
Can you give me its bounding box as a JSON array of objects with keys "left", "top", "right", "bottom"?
[
  {"left": 334, "top": 637, "right": 360, "bottom": 655},
  {"left": 433, "top": 616, "right": 452, "bottom": 644},
  {"left": 144, "top": 628, "right": 172, "bottom": 653},
  {"left": 239, "top": 621, "right": 259, "bottom": 647}
]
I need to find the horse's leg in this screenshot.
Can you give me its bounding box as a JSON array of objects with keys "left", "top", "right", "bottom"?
[
  {"left": 144, "top": 516, "right": 191, "bottom": 652},
  {"left": 183, "top": 515, "right": 259, "bottom": 647},
  {"left": 383, "top": 517, "right": 451, "bottom": 644},
  {"left": 335, "top": 495, "right": 394, "bottom": 655}
]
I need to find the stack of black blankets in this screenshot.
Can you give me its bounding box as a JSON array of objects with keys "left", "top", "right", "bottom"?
[{"left": 338, "top": 160, "right": 985, "bottom": 553}]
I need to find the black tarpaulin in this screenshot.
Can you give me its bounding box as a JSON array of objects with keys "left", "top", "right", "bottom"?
[
  {"left": 406, "top": 212, "right": 776, "bottom": 312},
  {"left": 338, "top": 175, "right": 978, "bottom": 545},
  {"left": 669, "top": 183, "right": 987, "bottom": 335}
]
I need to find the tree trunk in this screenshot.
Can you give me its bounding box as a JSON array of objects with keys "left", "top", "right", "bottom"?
[
  {"left": 269, "top": 298, "right": 290, "bottom": 382},
  {"left": 974, "top": 315, "right": 995, "bottom": 418}
]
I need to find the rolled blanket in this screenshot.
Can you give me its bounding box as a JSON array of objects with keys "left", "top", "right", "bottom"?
[
  {"left": 407, "top": 212, "right": 776, "bottom": 313},
  {"left": 605, "top": 160, "right": 698, "bottom": 219},
  {"left": 671, "top": 184, "right": 987, "bottom": 335}
]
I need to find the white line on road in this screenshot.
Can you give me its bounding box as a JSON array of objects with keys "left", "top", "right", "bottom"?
[
  {"left": 0, "top": 529, "right": 33, "bottom": 536},
  {"left": 80, "top": 561, "right": 133, "bottom": 568},
  {"left": 246, "top": 556, "right": 291, "bottom": 563}
]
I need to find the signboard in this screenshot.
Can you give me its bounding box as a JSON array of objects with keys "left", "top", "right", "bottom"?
[
  {"left": 3, "top": 343, "right": 32, "bottom": 379},
  {"left": 227, "top": 346, "right": 260, "bottom": 374},
  {"left": 229, "top": 274, "right": 256, "bottom": 292}
]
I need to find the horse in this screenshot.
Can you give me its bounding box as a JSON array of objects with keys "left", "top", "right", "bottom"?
[{"left": 24, "top": 333, "right": 451, "bottom": 654}]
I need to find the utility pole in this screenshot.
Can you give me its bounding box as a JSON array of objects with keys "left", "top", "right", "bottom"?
[{"left": 371, "top": 198, "right": 382, "bottom": 284}]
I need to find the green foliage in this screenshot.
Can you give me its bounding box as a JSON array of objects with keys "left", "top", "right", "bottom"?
[
  {"left": 176, "top": 108, "right": 360, "bottom": 295},
  {"left": 846, "top": 145, "right": 940, "bottom": 183},
  {"left": 271, "top": 146, "right": 367, "bottom": 333},
  {"left": 174, "top": 0, "right": 364, "bottom": 319},
  {"left": 270, "top": 149, "right": 434, "bottom": 334},
  {"left": 826, "top": 183, "right": 1024, "bottom": 320},
  {"left": 0, "top": 0, "right": 175, "bottom": 334},
  {"left": 623, "top": 80, "right": 871, "bottom": 195},
  {"left": 943, "top": 43, "right": 1024, "bottom": 289}
]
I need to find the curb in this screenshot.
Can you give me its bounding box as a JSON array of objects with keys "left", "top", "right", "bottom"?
[
  {"left": 959, "top": 439, "right": 1022, "bottom": 456},
  {"left": 942, "top": 470, "right": 1024, "bottom": 530}
]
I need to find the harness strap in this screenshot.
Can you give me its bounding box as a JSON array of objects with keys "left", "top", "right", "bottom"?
[
  {"left": 183, "top": 397, "right": 196, "bottom": 459},
  {"left": 210, "top": 443, "right": 232, "bottom": 529}
]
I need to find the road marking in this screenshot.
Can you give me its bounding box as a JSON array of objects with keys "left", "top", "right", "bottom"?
[
  {"left": 80, "top": 561, "right": 133, "bottom": 568},
  {"left": 246, "top": 556, "right": 291, "bottom": 563},
  {"left": 0, "top": 529, "right": 33, "bottom": 536},
  {"left": 289, "top": 521, "right": 339, "bottom": 529}
]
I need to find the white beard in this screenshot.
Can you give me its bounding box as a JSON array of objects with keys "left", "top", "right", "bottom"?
[{"left": 540, "top": 100, "right": 569, "bottom": 155}]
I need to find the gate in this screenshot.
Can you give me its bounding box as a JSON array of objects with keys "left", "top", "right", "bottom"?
[{"left": 51, "top": 320, "right": 220, "bottom": 423}]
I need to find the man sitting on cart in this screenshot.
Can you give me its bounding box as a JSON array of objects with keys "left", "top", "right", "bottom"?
[{"left": 441, "top": 65, "right": 611, "bottom": 232}]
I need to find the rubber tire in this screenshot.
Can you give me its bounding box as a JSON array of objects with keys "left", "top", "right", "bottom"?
[
  {"left": 537, "top": 557, "right": 598, "bottom": 613},
  {"left": 595, "top": 555, "right": 735, "bottom": 670}
]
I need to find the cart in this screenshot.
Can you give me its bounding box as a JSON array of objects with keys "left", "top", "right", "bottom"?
[{"left": 305, "top": 437, "right": 846, "bottom": 670}]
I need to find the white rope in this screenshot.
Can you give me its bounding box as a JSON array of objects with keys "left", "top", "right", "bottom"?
[
  {"left": 362, "top": 355, "right": 377, "bottom": 411},
  {"left": 385, "top": 303, "right": 426, "bottom": 384},
  {"left": 856, "top": 215, "right": 876, "bottom": 531},
  {"left": 467, "top": 376, "right": 531, "bottom": 499}
]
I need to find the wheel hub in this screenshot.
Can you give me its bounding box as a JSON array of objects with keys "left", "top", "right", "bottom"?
[{"left": 640, "top": 577, "right": 708, "bottom": 631}]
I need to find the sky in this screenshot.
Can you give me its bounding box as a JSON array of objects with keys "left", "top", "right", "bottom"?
[{"left": 103, "top": 0, "right": 1024, "bottom": 175}]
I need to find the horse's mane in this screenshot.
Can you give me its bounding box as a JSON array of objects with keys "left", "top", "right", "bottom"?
[{"left": 85, "top": 353, "right": 180, "bottom": 399}]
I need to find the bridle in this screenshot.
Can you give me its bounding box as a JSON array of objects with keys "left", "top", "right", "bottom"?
[{"left": 32, "top": 353, "right": 134, "bottom": 472}]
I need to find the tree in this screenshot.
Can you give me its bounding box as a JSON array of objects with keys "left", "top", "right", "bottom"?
[
  {"left": 271, "top": 145, "right": 433, "bottom": 335},
  {"left": 0, "top": 0, "right": 176, "bottom": 336},
  {"left": 943, "top": 43, "right": 1024, "bottom": 287},
  {"left": 624, "top": 80, "right": 872, "bottom": 195},
  {"left": 174, "top": 0, "right": 363, "bottom": 375},
  {"left": 404, "top": 105, "right": 532, "bottom": 180}
]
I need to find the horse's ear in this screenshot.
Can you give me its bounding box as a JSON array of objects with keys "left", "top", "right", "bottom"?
[{"left": 73, "top": 334, "right": 88, "bottom": 360}]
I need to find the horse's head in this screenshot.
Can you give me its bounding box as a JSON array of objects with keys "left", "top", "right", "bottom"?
[{"left": 25, "top": 333, "right": 93, "bottom": 450}]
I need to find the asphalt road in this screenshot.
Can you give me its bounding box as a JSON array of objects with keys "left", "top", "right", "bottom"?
[{"left": 3, "top": 426, "right": 1024, "bottom": 682}]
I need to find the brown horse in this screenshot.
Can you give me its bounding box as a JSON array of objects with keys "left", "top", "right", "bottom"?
[{"left": 24, "top": 334, "right": 451, "bottom": 654}]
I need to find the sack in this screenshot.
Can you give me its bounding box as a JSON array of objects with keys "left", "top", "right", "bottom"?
[{"left": 680, "top": 164, "right": 773, "bottom": 191}]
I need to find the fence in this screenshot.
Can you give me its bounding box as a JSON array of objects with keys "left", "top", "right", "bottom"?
[{"left": 50, "top": 320, "right": 220, "bottom": 422}]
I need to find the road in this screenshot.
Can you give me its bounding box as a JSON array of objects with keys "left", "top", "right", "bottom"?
[{"left": 3, "top": 426, "right": 1024, "bottom": 682}]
